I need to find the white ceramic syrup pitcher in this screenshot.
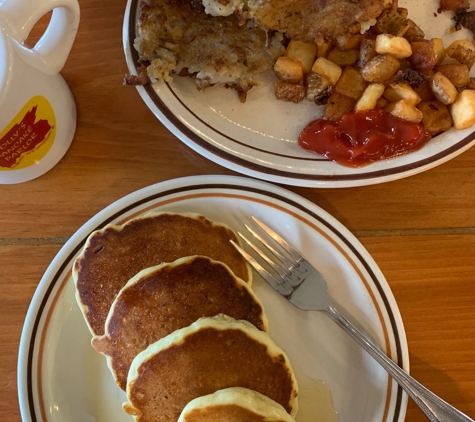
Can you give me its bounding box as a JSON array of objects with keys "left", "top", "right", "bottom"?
[{"left": 0, "top": 0, "right": 80, "bottom": 184}]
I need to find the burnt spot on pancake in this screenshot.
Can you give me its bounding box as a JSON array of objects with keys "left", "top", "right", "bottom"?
[
  {"left": 125, "top": 318, "right": 298, "bottom": 422},
  {"left": 92, "top": 256, "right": 267, "bottom": 390},
  {"left": 73, "top": 212, "right": 251, "bottom": 336}
]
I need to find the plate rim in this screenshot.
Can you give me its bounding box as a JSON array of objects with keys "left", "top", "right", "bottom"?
[
  {"left": 17, "top": 174, "right": 409, "bottom": 422},
  {"left": 122, "top": 0, "right": 475, "bottom": 188}
]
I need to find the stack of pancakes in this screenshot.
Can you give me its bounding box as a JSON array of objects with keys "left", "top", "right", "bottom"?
[{"left": 73, "top": 211, "right": 299, "bottom": 421}]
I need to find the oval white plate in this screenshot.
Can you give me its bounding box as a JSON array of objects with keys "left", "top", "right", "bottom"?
[
  {"left": 122, "top": 0, "right": 475, "bottom": 188},
  {"left": 17, "top": 175, "right": 409, "bottom": 422}
]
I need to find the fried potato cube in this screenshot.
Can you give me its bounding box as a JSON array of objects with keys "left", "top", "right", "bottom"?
[
  {"left": 414, "top": 80, "right": 436, "bottom": 102},
  {"left": 417, "top": 101, "right": 453, "bottom": 134},
  {"left": 429, "top": 72, "right": 458, "bottom": 105},
  {"left": 408, "top": 40, "right": 436, "bottom": 75},
  {"left": 334, "top": 66, "right": 368, "bottom": 100},
  {"left": 317, "top": 41, "right": 332, "bottom": 58},
  {"left": 335, "top": 34, "right": 364, "bottom": 51},
  {"left": 311, "top": 57, "right": 343, "bottom": 85},
  {"left": 274, "top": 56, "right": 303, "bottom": 83},
  {"left": 377, "top": 97, "right": 389, "bottom": 108},
  {"left": 450, "top": 89, "right": 475, "bottom": 129},
  {"left": 360, "top": 55, "right": 401, "bottom": 83},
  {"left": 305, "top": 72, "right": 331, "bottom": 102},
  {"left": 275, "top": 81, "right": 305, "bottom": 103},
  {"left": 285, "top": 40, "right": 318, "bottom": 74},
  {"left": 375, "top": 34, "right": 412, "bottom": 59},
  {"left": 355, "top": 83, "right": 385, "bottom": 111},
  {"left": 385, "top": 100, "right": 423, "bottom": 123},
  {"left": 445, "top": 39, "right": 475, "bottom": 68},
  {"left": 383, "top": 83, "right": 421, "bottom": 105},
  {"left": 374, "top": 10, "right": 410, "bottom": 36},
  {"left": 439, "top": 0, "right": 470, "bottom": 13},
  {"left": 397, "top": 7, "right": 408, "bottom": 18},
  {"left": 431, "top": 38, "right": 446, "bottom": 65},
  {"left": 327, "top": 48, "right": 360, "bottom": 67},
  {"left": 356, "top": 39, "right": 377, "bottom": 69},
  {"left": 404, "top": 20, "right": 425, "bottom": 41},
  {"left": 434, "top": 64, "right": 470, "bottom": 87},
  {"left": 322, "top": 92, "right": 356, "bottom": 121}
]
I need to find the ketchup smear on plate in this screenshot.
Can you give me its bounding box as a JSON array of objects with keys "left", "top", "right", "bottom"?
[{"left": 298, "top": 108, "right": 432, "bottom": 167}]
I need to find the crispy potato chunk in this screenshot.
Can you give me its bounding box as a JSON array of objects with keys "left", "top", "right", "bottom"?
[
  {"left": 431, "top": 38, "right": 446, "bottom": 65},
  {"left": 312, "top": 57, "right": 343, "bottom": 85},
  {"left": 377, "top": 97, "right": 389, "bottom": 108},
  {"left": 404, "top": 20, "right": 425, "bottom": 41},
  {"left": 414, "top": 80, "right": 436, "bottom": 102},
  {"left": 323, "top": 93, "right": 356, "bottom": 121},
  {"left": 285, "top": 40, "right": 317, "bottom": 74},
  {"left": 445, "top": 39, "right": 475, "bottom": 68},
  {"left": 375, "top": 34, "right": 412, "bottom": 59},
  {"left": 356, "top": 39, "right": 377, "bottom": 69},
  {"left": 383, "top": 82, "right": 421, "bottom": 105},
  {"left": 430, "top": 72, "right": 459, "bottom": 105},
  {"left": 450, "top": 89, "right": 475, "bottom": 129},
  {"left": 275, "top": 81, "right": 305, "bottom": 103},
  {"left": 305, "top": 72, "right": 331, "bottom": 102},
  {"left": 417, "top": 101, "right": 453, "bottom": 134},
  {"left": 361, "top": 55, "right": 401, "bottom": 83},
  {"left": 439, "top": 0, "right": 470, "bottom": 13},
  {"left": 327, "top": 48, "right": 360, "bottom": 67},
  {"left": 335, "top": 34, "right": 364, "bottom": 51},
  {"left": 335, "top": 66, "right": 368, "bottom": 100},
  {"left": 274, "top": 57, "right": 303, "bottom": 83},
  {"left": 374, "top": 10, "right": 410, "bottom": 36},
  {"left": 408, "top": 40, "right": 436, "bottom": 75},
  {"left": 434, "top": 64, "right": 470, "bottom": 87},
  {"left": 385, "top": 100, "right": 423, "bottom": 123},
  {"left": 355, "top": 83, "right": 385, "bottom": 111},
  {"left": 316, "top": 41, "right": 332, "bottom": 58}
]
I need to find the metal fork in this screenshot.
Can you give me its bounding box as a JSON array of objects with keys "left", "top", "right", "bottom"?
[{"left": 231, "top": 216, "right": 474, "bottom": 422}]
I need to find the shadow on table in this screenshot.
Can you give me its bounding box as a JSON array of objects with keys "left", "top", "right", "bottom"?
[{"left": 405, "top": 353, "right": 474, "bottom": 420}]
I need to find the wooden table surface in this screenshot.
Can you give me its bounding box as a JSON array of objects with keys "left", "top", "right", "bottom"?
[{"left": 1, "top": 1, "right": 475, "bottom": 421}]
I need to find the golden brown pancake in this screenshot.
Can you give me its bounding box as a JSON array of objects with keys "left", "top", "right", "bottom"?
[
  {"left": 123, "top": 315, "right": 298, "bottom": 422},
  {"left": 178, "top": 387, "right": 296, "bottom": 422},
  {"left": 91, "top": 256, "right": 267, "bottom": 391},
  {"left": 73, "top": 212, "right": 251, "bottom": 336}
]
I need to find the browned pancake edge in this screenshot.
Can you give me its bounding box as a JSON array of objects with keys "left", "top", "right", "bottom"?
[
  {"left": 72, "top": 212, "right": 252, "bottom": 336},
  {"left": 91, "top": 255, "right": 267, "bottom": 390},
  {"left": 124, "top": 315, "right": 298, "bottom": 422}
]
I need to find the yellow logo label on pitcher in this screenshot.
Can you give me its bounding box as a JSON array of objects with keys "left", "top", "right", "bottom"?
[{"left": 0, "top": 96, "right": 56, "bottom": 171}]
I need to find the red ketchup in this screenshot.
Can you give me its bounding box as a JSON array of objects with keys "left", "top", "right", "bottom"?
[{"left": 298, "top": 108, "right": 432, "bottom": 167}]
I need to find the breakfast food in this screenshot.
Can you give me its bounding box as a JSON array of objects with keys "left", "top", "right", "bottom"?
[
  {"left": 73, "top": 212, "right": 252, "bottom": 336},
  {"left": 177, "top": 387, "right": 296, "bottom": 422},
  {"left": 131, "top": 0, "right": 285, "bottom": 100},
  {"left": 123, "top": 315, "right": 299, "bottom": 422},
  {"left": 91, "top": 256, "right": 268, "bottom": 390},
  {"left": 130, "top": 0, "right": 394, "bottom": 100}
]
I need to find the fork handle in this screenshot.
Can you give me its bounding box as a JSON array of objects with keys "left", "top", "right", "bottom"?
[{"left": 323, "top": 304, "right": 474, "bottom": 422}]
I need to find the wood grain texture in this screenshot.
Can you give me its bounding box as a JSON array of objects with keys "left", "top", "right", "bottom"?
[{"left": 1, "top": 0, "right": 475, "bottom": 421}]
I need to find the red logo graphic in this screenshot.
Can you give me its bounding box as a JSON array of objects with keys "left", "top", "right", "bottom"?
[{"left": 0, "top": 106, "right": 52, "bottom": 169}]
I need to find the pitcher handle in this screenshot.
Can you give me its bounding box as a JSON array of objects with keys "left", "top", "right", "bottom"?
[{"left": 0, "top": 0, "right": 80, "bottom": 74}]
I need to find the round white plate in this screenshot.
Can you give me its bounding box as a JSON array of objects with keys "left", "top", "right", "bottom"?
[
  {"left": 123, "top": 0, "right": 475, "bottom": 188},
  {"left": 17, "top": 175, "right": 409, "bottom": 422}
]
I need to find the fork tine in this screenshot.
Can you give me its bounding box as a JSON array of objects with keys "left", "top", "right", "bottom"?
[
  {"left": 244, "top": 224, "right": 296, "bottom": 271},
  {"left": 238, "top": 232, "right": 288, "bottom": 279},
  {"left": 252, "top": 217, "right": 306, "bottom": 265},
  {"left": 230, "top": 240, "right": 293, "bottom": 297},
  {"left": 240, "top": 228, "right": 306, "bottom": 288}
]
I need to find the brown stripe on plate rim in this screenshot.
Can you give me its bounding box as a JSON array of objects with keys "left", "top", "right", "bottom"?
[
  {"left": 26, "top": 182, "right": 404, "bottom": 422},
  {"left": 127, "top": 0, "right": 475, "bottom": 182}
]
